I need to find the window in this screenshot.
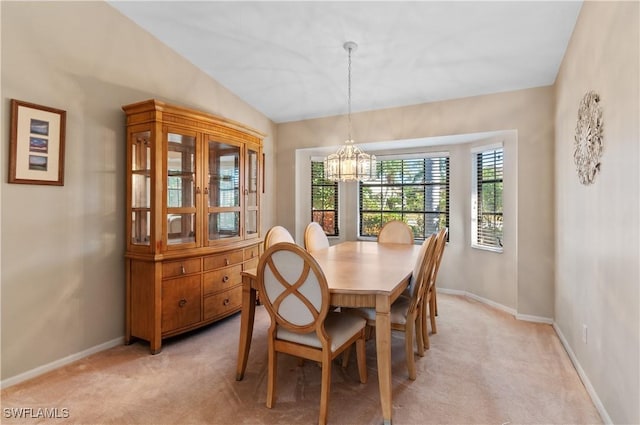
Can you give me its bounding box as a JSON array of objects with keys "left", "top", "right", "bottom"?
[
  {"left": 311, "top": 161, "right": 339, "bottom": 236},
  {"left": 472, "top": 146, "right": 503, "bottom": 250},
  {"left": 359, "top": 156, "right": 449, "bottom": 240}
]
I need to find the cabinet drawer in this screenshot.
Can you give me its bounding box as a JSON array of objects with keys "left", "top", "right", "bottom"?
[
  {"left": 204, "top": 287, "right": 241, "bottom": 320},
  {"left": 162, "top": 258, "right": 201, "bottom": 279},
  {"left": 244, "top": 245, "right": 261, "bottom": 261},
  {"left": 243, "top": 257, "right": 259, "bottom": 270},
  {"left": 203, "top": 251, "right": 244, "bottom": 271},
  {"left": 162, "top": 275, "right": 202, "bottom": 333},
  {"left": 203, "top": 265, "right": 242, "bottom": 295}
]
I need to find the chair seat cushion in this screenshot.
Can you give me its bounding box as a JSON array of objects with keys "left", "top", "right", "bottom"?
[
  {"left": 354, "top": 296, "right": 410, "bottom": 326},
  {"left": 277, "top": 311, "right": 366, "bottom": 351}
]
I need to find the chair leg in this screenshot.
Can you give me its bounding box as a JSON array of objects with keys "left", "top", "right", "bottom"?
[
  {"left": 430, "top": 296, "right": 437, "bottom": 334},
  {"left": 423, "top": 324, "right": 430, "bottom": 350},
  {"left": 341, "top": 345, "right": 352, "bottom": 368},
  {"left": 405, "top": 317, "right": 417, "bottom": 380},
  {"left": 421, "top": 299, "right": 430, "bottom": 350},
  {"left": 355, "top": 333, "right": 368, "bottom": 384},
  {"left": 415, "top": 312, "right": 425, "bottom": 358},
  {"left": 434, "top": 288, "right": 438, "bottom": 316},
  {"left": 266, "top": 344, "right": 277, "bottom": 408},
  {"left": 319, "top": 351, "right": 332, "bottom": 425}
]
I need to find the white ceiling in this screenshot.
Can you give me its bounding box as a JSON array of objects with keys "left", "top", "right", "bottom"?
[{"left": 109, "top": 1, "right": 582, "bottom": 124}]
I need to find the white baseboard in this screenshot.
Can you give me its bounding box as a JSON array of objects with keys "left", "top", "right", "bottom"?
[
  {"left": 552, "top": 323, "right": 612, "bottom": 424},
  {"left": 515, "top": 313, "right": 554, "bottom": 324},
  {"left": 0, "top": 337, "right": 124, "bottom": 389},
  {"left": 437, "top": 288, "right": 553, "bottom": 324}
]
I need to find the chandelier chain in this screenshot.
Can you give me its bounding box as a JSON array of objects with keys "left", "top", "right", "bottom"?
[{"left": 347, "top": 44, "right": 352, "bottom": 142}]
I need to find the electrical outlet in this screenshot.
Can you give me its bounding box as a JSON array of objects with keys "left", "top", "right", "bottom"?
[{"left": 582, "top": 324, "right": 588, "bottom": 344}]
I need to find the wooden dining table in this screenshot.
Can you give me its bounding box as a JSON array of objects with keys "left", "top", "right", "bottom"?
[{"left": 235, "top": 240, "right": 421, "bottom": 425}]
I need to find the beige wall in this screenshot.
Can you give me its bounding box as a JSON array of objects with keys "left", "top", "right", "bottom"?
[
  {"left": 277, "top": 86, "right": 555, "bottom": 319},
  {"left": 554, "top": 2, "right": 639, "bottom": 423},
  {"left": 0, "top": 1, "right": 276, "bottom": 381}
]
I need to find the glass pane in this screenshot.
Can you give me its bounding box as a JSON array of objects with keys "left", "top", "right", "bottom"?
[
  {"left": 247, "top": 147, "right": 258, "bottom": 207},
  {"left": 208, "top": 141, "right": 240, "bottom": 208},
  {"left": 131, "top": 173, "right": 150, "bottom": 209},
  {"left": 167, "top": 213, "right": 195, "bottom": 245},
  {"left": 312, "top": 211, "right": 336, "bottom": 235},
  {"left": 360, "top": 185, "right": 382, "bottom": 210},
  {"left": 131, "top": 210, "right": 150, "bottom": 245},
  {"left": 360, "top": 213, "right": 382, "bottom": 237},
  {"left": 132, "top": 131, "right": 151, "bottom": 172},
  {"left": 382, "top": 188, "right": 402, "bottom": 211},
  {"left": 246, "top": 210, "right": 258, "bottom": 235},
  {"left": 131, "top": 131, "right": 151, "bottom": 246},
  {"left": 404, "top": 213, "right": 424, "bottom": 238},
  {"left": 167, "top": 133, "right": 195, "bottom": 208},
  {"left": 209, "top": 212, "right": 240, "bottom": 240},
  {"left": 402, "top": 186, "right": 424, "bottom": 211}
]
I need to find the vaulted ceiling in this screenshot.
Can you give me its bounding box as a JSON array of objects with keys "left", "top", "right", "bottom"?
[{"left": 109, "top": 1, "right": 582, "bottom": 123}]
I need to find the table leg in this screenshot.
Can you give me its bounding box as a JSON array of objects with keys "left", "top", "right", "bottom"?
[
  {"left": 375, "top": 294, "right": 393, "bottom": 425},
  {"left": 236, "top": 274, "right": 257, "bottom": 381}
]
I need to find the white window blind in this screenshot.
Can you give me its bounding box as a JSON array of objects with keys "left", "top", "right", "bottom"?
[
  {"left": 472, "top": 147, "right": 503, "bottom": 250},
  {"left": 311, "top": 161, "right": 339, "bottom": 236},
  {"left": 359, "top": 156, "right": 449, "bottom": 240}
]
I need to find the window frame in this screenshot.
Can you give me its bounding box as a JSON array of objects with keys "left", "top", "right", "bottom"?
[
  {"left": 471, "top": 144, "right": 504, "bottom": 252},
  {"left": 358, "top": 153, "right": 450, "bottom": 241},
  {"left": 310, "top": 160, "right": 339, "bottom": 237}
]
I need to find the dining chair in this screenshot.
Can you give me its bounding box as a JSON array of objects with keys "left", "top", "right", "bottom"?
[
  {"left": 304, "top": 221, "right": 330, "bottom": 252},
  {"left": 351, "top": 235, "right": 437, "bottom": 380},
  {"left": 264, "top": 225, "right": 295, "bottom": 250},
  {"left": 377, "top": 220, "right": 414, "bottom": 244},
  {"left": 421, "top": 227, "right": 448, "bottom": 349},
  {"left": 257, "top": 242, "right": 368, "bottom": 425}
]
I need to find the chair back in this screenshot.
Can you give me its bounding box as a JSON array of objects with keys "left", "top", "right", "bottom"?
[
  {"left": 304, "top": 222, "right": 330, "bottom": 252},
  {"left": 258, "top": 242, "right": 330, "bottom": 335},
  {"left": 378, "top": 220, "right": 414, "bottom": 244},
  {"left": 429, "top": 227, "right": 448, "bottom": 286},
  {"left": 406, "top": 235, "right": 437, "bottom": 313},
  {"left": 264, "top": 225, "right": 295, "bottom": 251}
]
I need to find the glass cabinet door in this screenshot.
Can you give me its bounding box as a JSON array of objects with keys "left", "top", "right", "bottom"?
[
  {"left": 166, "top": 131, "right": 197, "bottom": 247},
  {"left": 130, "top": 130, "right": 151, "bottom": 247},
  {"left": 206, "top": 139, "right": 241, "bottom": 242},
  {"left": 245, "top": 144, "right": 260, "bottom": 239}
]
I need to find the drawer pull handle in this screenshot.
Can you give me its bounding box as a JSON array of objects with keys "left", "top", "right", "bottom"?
[
  {"left": 225, "top": 258, "right": 230, "bottom": 266},
  {"left": 223, "top": 298, "right": 230, "bottom": 306},
  {"left": 181, "top": 265, "right": 186, "bottom": 275},
  {"left": 222, "top": 275, "right": 229, "bottom": 283},
  {"left": 178, "top": 299, "right": 187, "bottom": 308}
]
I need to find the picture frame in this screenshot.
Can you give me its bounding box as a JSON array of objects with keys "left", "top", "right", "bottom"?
[{"left": 9, "top": 99, "right": 66, "bottom": 186}]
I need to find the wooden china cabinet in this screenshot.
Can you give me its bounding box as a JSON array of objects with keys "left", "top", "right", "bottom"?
[{"left": 122, "top": 99, "right": 264, "bottom": 353}]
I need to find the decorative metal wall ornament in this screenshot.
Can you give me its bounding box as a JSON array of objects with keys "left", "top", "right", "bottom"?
[{"left": 574, "top": 91, "right": 604, "bottom": 185}]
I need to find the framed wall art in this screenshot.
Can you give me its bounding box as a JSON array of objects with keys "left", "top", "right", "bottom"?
[{"left": 9, "top": 99, "right": 66, "bottom": 185}]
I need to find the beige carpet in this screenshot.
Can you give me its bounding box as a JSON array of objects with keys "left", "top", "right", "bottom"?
[{"left": 1, "top": 294, "right": 602, "bottom": 424}]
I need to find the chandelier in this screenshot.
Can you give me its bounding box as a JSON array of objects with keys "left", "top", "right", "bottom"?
[{"left": 324, "top": 41, "right": 376, "bottom": 182}]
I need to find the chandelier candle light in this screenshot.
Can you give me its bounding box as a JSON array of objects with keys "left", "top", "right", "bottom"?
[{"left": 324, "top": 41, "right": 376, "bottom": 182}]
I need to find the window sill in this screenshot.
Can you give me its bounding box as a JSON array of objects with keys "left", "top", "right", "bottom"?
[{"left": 471, "top": 244, "right": 503, "bottom": 253}]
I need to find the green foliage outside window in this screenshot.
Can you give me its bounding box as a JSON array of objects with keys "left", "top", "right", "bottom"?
[
  {"left": 311, "top": 162, "right": 338, "bottom": 236},
  {"left": 476, "top": 149, "right": 503, "bottom": 248},
  {"left": 359, "top": 157, "right": 449, "bottom": 240}
]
